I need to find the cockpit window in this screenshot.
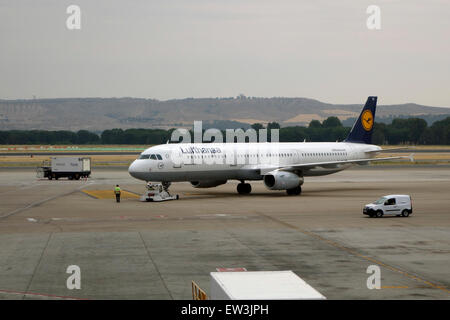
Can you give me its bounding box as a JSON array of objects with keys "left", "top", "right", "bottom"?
[{"left": 139, "top": 153, "right": 163, "bottom": 160}]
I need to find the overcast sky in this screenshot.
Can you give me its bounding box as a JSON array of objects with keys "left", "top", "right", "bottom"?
[{"left": 0, "top": 0, "right": 449, "bottom": 106}]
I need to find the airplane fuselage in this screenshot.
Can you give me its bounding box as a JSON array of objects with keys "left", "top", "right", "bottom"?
[{"left": 128, "top": 142, "right": 381, "bottom": 182}]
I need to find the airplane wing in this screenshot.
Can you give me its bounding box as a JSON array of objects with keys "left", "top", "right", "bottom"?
[
  {"left": 364, "top": 147, "right": 415, "bottom": 153},
  {"left": 257, "top": 154, "right": 414, "bottom": 174}
]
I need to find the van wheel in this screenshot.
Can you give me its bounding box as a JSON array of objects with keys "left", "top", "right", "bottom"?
[
  {"left": 401, "top": 210, "right": 410, "bottom": 217},
  {"left": 376, "top": 210, "right": 383, "bottom": 218}
]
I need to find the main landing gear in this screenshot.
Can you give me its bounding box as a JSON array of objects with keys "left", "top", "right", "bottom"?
[
  {"left": 286, "top": 186, "right": 302, "bottom": 196},
  {"left": 237, "top": 182, "right": 252, "bottom": 195}
]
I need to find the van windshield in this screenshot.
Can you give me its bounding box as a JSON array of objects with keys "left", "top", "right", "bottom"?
[{"left": 373, "top": 197, "right": 387, "bottom": 204}]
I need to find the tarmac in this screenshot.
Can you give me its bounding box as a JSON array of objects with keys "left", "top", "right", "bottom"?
[{"left": 0, "top": 166, "right": 449, "bottom": 299}]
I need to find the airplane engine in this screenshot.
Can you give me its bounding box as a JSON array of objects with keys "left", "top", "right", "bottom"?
[
  {"left": 263, "top": 171, "right": 304, "bottom": 190},
  {"left": 190, "top": 180, "right": 227, "bottom": 188}
]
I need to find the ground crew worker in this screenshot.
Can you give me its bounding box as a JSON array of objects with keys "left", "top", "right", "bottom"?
[{"left": 114, "top": 184, "right": 121, "bottom": 203}]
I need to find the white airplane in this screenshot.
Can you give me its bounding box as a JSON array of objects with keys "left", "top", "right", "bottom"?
[{"left": 129, "top": 97, "right": 411, "bottom": 195}]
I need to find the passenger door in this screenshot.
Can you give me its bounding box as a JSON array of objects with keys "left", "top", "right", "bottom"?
[
  {"left": 171, "top": 151, "right": 183, "bottom": 169},
  {"left": 383, "top": 198, "right": 399, "bottom": 215},
  {"left": 155, "top": 154, "right": 165, "bottom": 170}
]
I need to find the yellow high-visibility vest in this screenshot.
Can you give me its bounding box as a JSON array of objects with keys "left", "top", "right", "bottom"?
[{"left": 114, "top": 187, "right": 121, "bottom": 194}]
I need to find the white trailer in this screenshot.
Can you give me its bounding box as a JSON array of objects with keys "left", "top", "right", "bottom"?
[
  {"left": 38, "top": 157, "right": 91, "bottom": 180},
  {"left": 210, "top": 271, "right": 326, "bottom": 300}
]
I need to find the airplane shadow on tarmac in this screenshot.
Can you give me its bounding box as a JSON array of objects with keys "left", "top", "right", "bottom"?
[{"left": 175, "top": 185, "right": 388, "bottom": 201}]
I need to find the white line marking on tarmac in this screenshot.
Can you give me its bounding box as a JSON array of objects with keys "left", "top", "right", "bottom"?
[
  {"left": 0, "top": 182, "right": 95, "bottom": 219},
  {"left": 0, "top": 182, "right": 45, "bottom": 195},
  {"left": 0, "top": 288, "right": 85, "bottom": 300}
]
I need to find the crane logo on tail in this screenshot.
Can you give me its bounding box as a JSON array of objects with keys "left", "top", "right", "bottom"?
[{"left": 361, "top": 110, "right": 374, "bottom": 131}]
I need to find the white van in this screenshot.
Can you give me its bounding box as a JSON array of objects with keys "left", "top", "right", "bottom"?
[{"left": 363, "top": 195, "right": 412, "bottom": 218}]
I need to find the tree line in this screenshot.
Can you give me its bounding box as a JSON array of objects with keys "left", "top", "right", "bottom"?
[{"left": 0, "top": 116, "right": 449, "bottom": 145}]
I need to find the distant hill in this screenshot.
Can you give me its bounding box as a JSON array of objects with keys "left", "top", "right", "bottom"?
[{"left": 0, "top": 96, "right": 449, "bottom": 132}]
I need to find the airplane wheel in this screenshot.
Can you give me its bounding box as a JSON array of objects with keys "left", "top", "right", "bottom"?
[
  {"left": 237, "top": 183, "right": 251, "bottom": 194},
  {"left": 286, "top": 186, "right": 302, "bottom": 195}
]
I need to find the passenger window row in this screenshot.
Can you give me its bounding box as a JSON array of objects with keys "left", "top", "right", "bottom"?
[
  {"left": 187, "top": 153, "right": 294, "bottom": 159},
  {"left": 302, "top": 152, "right": 347, "bottom": 157},
  {"left": 139, "top": 152, "right": 346, "bottom": 160},
  {"left": 139, "top": 151, "right": 348, "bottom": 161}
]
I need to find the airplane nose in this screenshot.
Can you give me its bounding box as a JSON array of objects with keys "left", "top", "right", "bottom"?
[
  {"left": 128, "top": 160, "right": 139, "bottom": 178},
  {"left": 129, "top": 160, "right": 149, "bottom": 181}
]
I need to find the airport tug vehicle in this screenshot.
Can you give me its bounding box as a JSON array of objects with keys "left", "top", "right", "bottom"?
[
  {"left": 363, "top": 194, "right": 412, "bottom": 218},
  {"left": 139, "top": 182, "right": 179, "bottom": 202}
]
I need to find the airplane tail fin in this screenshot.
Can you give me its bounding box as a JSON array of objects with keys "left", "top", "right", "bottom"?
[{"left": 345, "top": 96, "right": 377, "bottom": 144}]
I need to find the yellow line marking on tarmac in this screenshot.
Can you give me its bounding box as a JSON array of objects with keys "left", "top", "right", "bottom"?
[
  {"left": 81, "top": 190, "right": 139, "bottom": 199},
  {"left": 260, "top": 213, "right": 450, "bottom": 295}
]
